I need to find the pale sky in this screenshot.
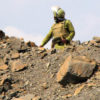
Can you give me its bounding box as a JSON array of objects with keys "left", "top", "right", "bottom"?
[{"left": 0, "top": 0, "right": 100, "bottom": 48}]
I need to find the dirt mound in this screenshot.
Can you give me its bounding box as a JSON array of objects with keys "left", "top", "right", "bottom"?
[{"left": 0, "top": 35, "right": 100, "bottom": 100}]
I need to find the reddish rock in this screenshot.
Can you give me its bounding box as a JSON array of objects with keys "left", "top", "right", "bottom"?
[
  {"left": 11, "top": 60, "right": 27, "bottom": 72},
  {"left": 56, "top": 56, "right": 96, "bottom": 84}
]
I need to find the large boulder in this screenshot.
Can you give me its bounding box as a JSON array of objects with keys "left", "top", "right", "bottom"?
[{"left": 56, "top": 55, "right": 96, "bottom": 85}]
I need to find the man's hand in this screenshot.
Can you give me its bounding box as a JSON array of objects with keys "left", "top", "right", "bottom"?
[
  {"left": 61, "top": 39, "right": 69, "bottom": 44},
  {"left": 61, "top": 39, "right": 67, "bottom": 43}
]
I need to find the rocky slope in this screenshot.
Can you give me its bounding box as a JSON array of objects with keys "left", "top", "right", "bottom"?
[{"left": 0, "top": 31, "right": 100, "bottom": 100}]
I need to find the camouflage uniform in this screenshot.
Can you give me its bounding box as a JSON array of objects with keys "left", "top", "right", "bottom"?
[
  {"left": 40, "top": 6, "right": 75, "bottom": 49},
  {"left": 41, "top": 20, "right": 75, "bottom": 49}
]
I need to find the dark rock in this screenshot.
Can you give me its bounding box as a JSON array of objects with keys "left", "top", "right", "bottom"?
[
  {"left": 40, "top": 53, "right": 48, "bottom": 59},
  {"left": 9, "top": 91, "right": 19, "bottom": 99},
  {"left": 50, "top": 49, "right": 56, "bottom": 54},
  {"left": 0, "top": 30, "right": 5, "bottom": 40},
  {"left": 26, "top": 41, "right": 37, "bottom": 47}
]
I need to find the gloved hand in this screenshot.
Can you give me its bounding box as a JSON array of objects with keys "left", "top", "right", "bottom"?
[
  {"left": 62, "top": 39, "right": 69, "bottom": 44},
  {"left": 61, "top": 39, "right": 67, "bottom": 43}
]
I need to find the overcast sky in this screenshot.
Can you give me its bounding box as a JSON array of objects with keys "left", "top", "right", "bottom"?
[{"left": 0, "top": 0, "right": 100, "bottom": 48}]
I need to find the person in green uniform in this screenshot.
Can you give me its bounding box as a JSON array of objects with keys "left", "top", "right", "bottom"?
[{"left": 40, "top": 6, "right": 75, "bottom": 49}]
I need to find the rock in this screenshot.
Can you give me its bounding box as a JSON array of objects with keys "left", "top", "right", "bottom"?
[
  {"left": 38, "top": 47, "right": 46, "bottom": 54},
  {"left": 65, "top": 45, "right": 74, "bottom": 52},
  {"left": 40, "top": 53, "right": 47, "bottom": 59},
  {"left": 62, "top": 94, "right": 72, "bottom": 99},
  {"left": 0, "top": 58, "right": 8, "bottom": 71},
  {"left": 20, "top": 42, "right": 29, "bottom": 52},
  {"left": 56, "top": 55, "right": 96, "bottom": 85},
  {"left": 76, "top": 45, "right": 85, "bottom": 51},
  {"left": 87, "top": 83, "right": 97, "bottom": 87},
  {"left": 7, "top": 37, "right": 22, "bottom": 50},
  {"left": 0, "top": 75, "right": 12, "bottom": 93},
  {"left": 95, "top": 71, "right": 100, "bottom": 80},
  {"left": 0, "top": 30, "right": 5, "bottom": 40},
  {"left": 93, "top": 36, "right": 100, "bottom": 43},
  {"left": 89, "top": 40, "right": 97, "bottom": 44},
  {"left": 74, "top": 84, "right": 85, "bottom": 96},
  {"left": 50, "top": 49, "right": 56, "bottom": 54},
  {"left": 9, "top": 91, "right": 19, "bottom": 99},
  {"left": 38, "top": 47, "right": 45, "bottom": 51},
  {"left": 32, "top": 96, "right": 41, "bottom": 100},
  {"left": 71, "top": 40, "right": 81, "bottom": 46},
  {"left": 41, "top": 82, "right": 48, "bottom": 89},
  {"left": 94, "top": 43, "right": 100, "bottom": 48},
  {"left": 26, "top": 41, "right": 37, "bottom": 47},
  {"left": 12, "top": 94, "right": 35, "bottom": 100},
  {"left": 12, "top": 98, "right": 23, "bottom": 100},
  {"left": 0, "top": 59, "right": 4, "bottom": 65},
  {"left": 20, "top": 38, "right": 24, "bottom": 41},
  {"left": 11, "top": 53, "right": 20, "bottom": 59},
  {"left": 46, "top": 63, "right": 50, "bottom": 69},
  {"left": 11, "top": 60, "right": 27, "bottom": 72},
  {"left": 84, "top": 41, "right": 89, "bottom": 45},
  {"left": 0, "top": 64, "right": 8, "bottom": 70}
]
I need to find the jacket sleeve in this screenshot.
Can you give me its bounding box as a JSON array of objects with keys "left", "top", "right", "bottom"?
[
  {"left": 41, "top": 29, "right": 53, "bottom": 47},
  {"left": 65, "top": 20, "right": 75, "bottom": 41}
]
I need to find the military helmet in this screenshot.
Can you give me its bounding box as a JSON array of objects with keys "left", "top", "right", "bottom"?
[{"left": 51, "top": 6, "right": 65, "bottom": 18}]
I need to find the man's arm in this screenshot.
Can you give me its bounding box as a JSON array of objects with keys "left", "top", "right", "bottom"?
[
  {"left": 65, "top": 20, "right": 75, "bottom": 41},
  {"left": 41, "top": 29, "right": 53, "bottom": 47}
]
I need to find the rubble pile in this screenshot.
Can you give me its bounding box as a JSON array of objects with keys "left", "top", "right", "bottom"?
[{"left": 0, "top": 32, "right": 100, "bottom": 100}]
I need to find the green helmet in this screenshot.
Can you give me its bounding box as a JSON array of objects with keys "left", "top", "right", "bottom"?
[{"left": 51, "top": 6, "right": 65, "bottom": 18}]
